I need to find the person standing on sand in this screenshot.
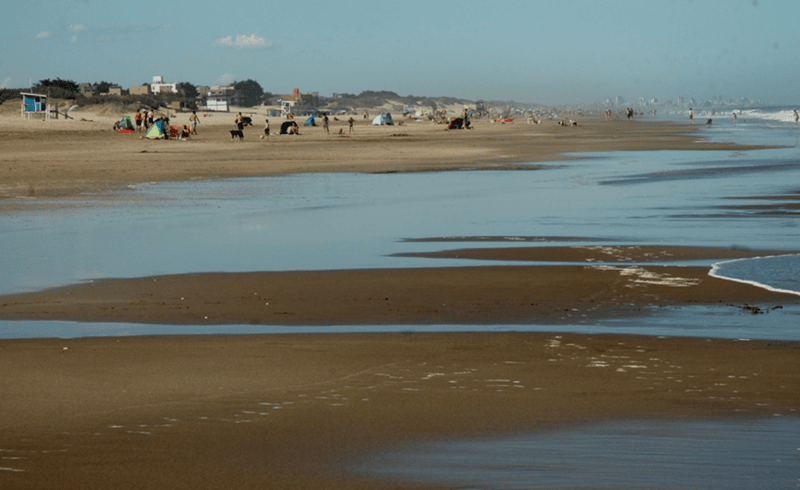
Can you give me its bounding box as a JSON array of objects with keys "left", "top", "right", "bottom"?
[
  {"left": 236, "top": 112, "right": 244, "bottom": 131},
  {"left": 134, "top": 110, "right": 142, "bottom": 131},
  {"left": 348, "top": 117, "right": 355, "bottom": 134},
  {"left": 689, "top": 108, "right": 693, "bottom": 123},
  {"left": 263, "top": 119, "right": 270, "bottom": 139},
  {"left": 322, "top": 114, "right": 330, "bottom": 135},
  {"left": 189, "top": 111, "right": 199, "bottom": 135}
]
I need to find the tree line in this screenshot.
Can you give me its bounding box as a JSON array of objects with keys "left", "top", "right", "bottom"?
[{"left": 1, "top": 78, "right": 272, "bottom": 109}]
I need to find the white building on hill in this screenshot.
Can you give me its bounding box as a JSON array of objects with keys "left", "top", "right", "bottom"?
[{"left": 151, "top": 75, "right": 178, "bottom": 94}]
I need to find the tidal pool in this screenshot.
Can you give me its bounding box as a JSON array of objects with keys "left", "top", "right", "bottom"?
[
  {"left": 1, "top": 122, "right": 800, "bottom": 339},
  {"left": 353, "top": 417, "right": 800, "bottom": 490}
]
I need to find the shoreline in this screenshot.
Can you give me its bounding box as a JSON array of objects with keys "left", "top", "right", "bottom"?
[
  {"left": 709, "top": 253, "right": 800, "bottom": 298},
  {"left": 2, "top": 245, "right": 798, "bottom": 327},
  {"left": 0, "top": 114, "right": 778, "bottom": 211},
  {"left": 2, "top": 111, "right": 799, "bottom": 488}
]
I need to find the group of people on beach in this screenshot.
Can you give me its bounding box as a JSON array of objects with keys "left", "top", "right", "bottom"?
[
  {"left": 134, "top": 109, "right": 154, "bottom": 131},
  {"left": 128, "top": 109, "right": 200, "bottom": 135}
]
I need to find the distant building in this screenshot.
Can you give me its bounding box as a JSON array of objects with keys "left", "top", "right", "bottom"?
[
  {"left": 278, "top": 88, "right": 318, "bottom": 116},
  {"left": 108, "top": 86, "right": 123, "bottom": 96},
  {"left": 206, "top": 84, "right": 240, "bottom": 112},
  {"left": 130, "top": 85, "right": 150, "bottom": 95},
  {"left": 79, "top": 83, "right": 94, "bottom": 97},
  {"left": 151, "top": 75, "right": 178, "bottom": 94}
]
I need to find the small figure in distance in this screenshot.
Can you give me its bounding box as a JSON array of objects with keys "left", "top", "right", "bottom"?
[
  {"left": 189, "top": 111, "right": 199, "bottom": 135},
  {"left": 261, "top": 119, "right": 270, "bottom": 140}
]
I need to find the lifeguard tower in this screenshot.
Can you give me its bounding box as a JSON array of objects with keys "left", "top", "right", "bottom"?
[
  {"left": 280, "top": 88, "right": 301, "bottom": 118},
  {"left": 21, "top": 93, "right": 49, "bottom": 120}
]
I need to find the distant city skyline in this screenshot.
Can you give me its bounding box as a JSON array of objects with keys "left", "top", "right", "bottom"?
[{"left": 2, "top": 0, "right": 798, "bottom": 106}]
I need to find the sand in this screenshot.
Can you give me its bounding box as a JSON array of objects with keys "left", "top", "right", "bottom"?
[
  {"left": 0, "top": 104, "right": 773, "bottom": 210},
  {"left": 1, "top": 106, "right": 798, "bottom": 489},
  {"left": 1, "top": 333, "right": 797, "bottom": 489}
]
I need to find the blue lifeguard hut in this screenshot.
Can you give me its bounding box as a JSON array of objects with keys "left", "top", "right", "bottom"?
[{"left": 21, "top": 93, "right": 49, "bottom": 120}]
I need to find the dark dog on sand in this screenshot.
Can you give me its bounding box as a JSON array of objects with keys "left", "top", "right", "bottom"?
[{"left": 230, "top": 130, "right": 244, "bottom": 140}]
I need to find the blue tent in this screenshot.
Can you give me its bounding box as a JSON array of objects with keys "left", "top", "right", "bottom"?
[
  {"left": 145, "top": 120, "right": 168, "bottom": 139},
  {"left": 303, "top": 115, "right": 316, "bottom": 126}
]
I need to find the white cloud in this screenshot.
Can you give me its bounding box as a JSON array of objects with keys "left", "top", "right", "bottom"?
[
  {"left": 65, "top": 24, "right": 88, "bottom": 43},
  {"left": 212, "top": 34, "right": 271, "bottom": 50},
  {"left": 36, "top": 31, "right": 54, "bottom": 39}
]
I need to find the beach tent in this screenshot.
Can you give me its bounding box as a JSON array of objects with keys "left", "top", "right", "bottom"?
[
  {"left": 280, "top": 120, "right": 299, "bottom": 134},
  {"left": 117, "top": 115, "right": 135, "bottom": 133},
  {"left": 144, "top": 120, "right": 167, "bottom": 139},
  {"left": 303, "top": 115, "right": 316, "bottom": 126},
  {"left": 371, "top": 113, "right": 394, "bottom": 125}
]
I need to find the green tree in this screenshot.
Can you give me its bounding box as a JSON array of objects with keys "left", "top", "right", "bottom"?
[
  {"left": 38, "top": 78, "right": 79, "bottom": 93},
  {"left": 0, "top": 89, "right": 22, "bottom": 105},
  {"left": 234, "top": 79, "right": 264, "bottom": 107},
  {"left": 36, "top": 78, "right": 79, "bottom": 99},
  {"left": 177, "top": 82, "right": 198, "bottom": 99},
  {"left": 93, "top": 81, "right": 115, "bottom": 95}
]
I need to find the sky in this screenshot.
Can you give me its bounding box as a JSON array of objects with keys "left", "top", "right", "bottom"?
[{"left": 1, "top": 0, "right": 798, "bottom": 106}]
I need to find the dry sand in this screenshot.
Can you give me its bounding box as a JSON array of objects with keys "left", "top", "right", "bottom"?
[
  {"left": 0, "top": 102, "right": 773, "bottom": 209},
  {"left": 1, "top": 105, "right": 798, "bottom": 489}
]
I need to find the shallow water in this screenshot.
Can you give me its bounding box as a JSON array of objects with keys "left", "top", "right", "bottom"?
[
  {"left": 1, "top": 119, "right": 800, "bottom": 339},
  {"left": 354, "top": 417, "right": 800, "bottom": 490}
]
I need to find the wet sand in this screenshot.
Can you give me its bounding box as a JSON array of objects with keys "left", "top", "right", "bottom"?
[
  {"left": 2, "top": 112, "right": 798, "bottom": 488},
  {"left": 1, "top": 246, "right": 799, "bottom": 326},
  {"left": 1, "top": 333, "right": 797, "bottom": 489}
]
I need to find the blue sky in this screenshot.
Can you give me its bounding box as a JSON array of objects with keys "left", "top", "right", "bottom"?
[{"left": 2, "top": 0, "right": 797, "bottom": 105}]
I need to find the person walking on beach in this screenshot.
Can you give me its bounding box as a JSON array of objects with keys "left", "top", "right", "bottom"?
[
  {"left": 322, "top": 114, "right": 329, "bottom": 135},
  {"left": 689, "top": 108, "right": 693, "bottom": 123},
  {"left": 189, "top": 111, "right": 199, "bottom": 135},
  {"left": 236, "top": 112, "right": 244, "bottom": 131},
  {"left": 262, "top": 119, "right": 270, "bottom": 139},
  {"left": 348, "top": 117, "right": 355, "bottom": 134}
]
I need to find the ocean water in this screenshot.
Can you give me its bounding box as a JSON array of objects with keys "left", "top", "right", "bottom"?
[
  {"left": 1, "top": 107, "right": 799, "bottom": 339},
  {"left": 354, "top": 417, "right": 800, "bottom": 490},
  {"left": 711, "top": 254, "right": 800, "bottom": 297}
]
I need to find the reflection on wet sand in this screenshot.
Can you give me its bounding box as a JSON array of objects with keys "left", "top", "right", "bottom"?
[{"left": 1, "top": 118, "right": 800, "bottom": 489}]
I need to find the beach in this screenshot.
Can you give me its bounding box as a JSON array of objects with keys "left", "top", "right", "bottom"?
[
  {"left": 0, "top": 102, "right": 772, "bottom": 209},
  {"left": 1, "top": 333, "right": 797, "bottom": 489},
  {"left": 1, "top": 105, "right": 799, "bottom": 489}
]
